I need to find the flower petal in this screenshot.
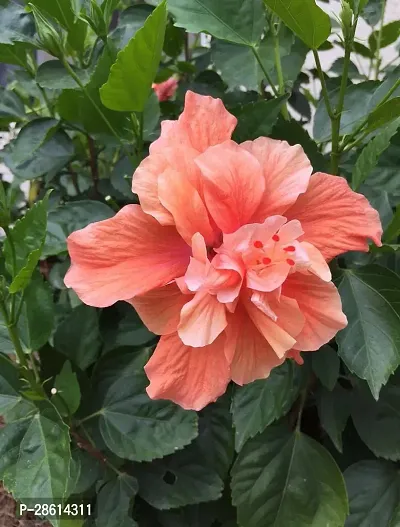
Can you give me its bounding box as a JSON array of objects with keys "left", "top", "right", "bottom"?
[
  {"left": 128, "top": 282, "right": 189, "bottom": 335},
  {"left": 300, "top": 241, "right": 331, "bottom": 281},
  {"left": 145, "top": 332, "right": 230, "bottom": 411},
  {"left": 241, "top": 138, "right": 312, "bottom": 220},
  {"left": 178, "top": 291, "right": 227, "bottom": 347},
  {"left": 247, "top": 262, "right": 291, "bottom": 293},
  {"left": 158, "top": 167, "right": 218, "bottom": 246},
  {"left": 195, "top": 141, "right": 265, "bottom": 233},
  {"left": 283, "top": 272, "right": 348, "bottom": 351},
  {"left": 151, "top": 91, "right": 237, "bottom": 154},
  {"left": 132, "top": 154, "right": 175, "bottom": 225},
  {"left": 65, "top": 205, "right": 190, "bottom": 307},
  {"left": 226, "top": 305, "right": 284, "bottom": 385},
  {"left": 285, "top": 172, "right": 383, "bottom": 261},
  {"left": 244, "top": 295, "right": 298, "bottom": 358}
]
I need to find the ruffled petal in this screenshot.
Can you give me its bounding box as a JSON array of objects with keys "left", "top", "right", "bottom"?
[
  {"left": 195, "top": 140, "right": 265, "bottom": 233},
  {"left": 244, "top": 295, "right": 299, "bottom": 358},
  {"left": 247, "top": 262, "right": 291, "bottom": 293},
  {"left": 241, "top": 138, "right": 312, "bottom": 220},
  {"left": 300, "top": 241, "right": 331, "bottom": 281},
  {"left": 158, "top": 167, "right": 218, "bottom": 246},
  {"left": 128, "top": 283, "right": 189, "bottom": 335},
  {"left": 178, "top": 291, "right": 227, "bottom": 347},
  {"left": 132, "top": 154, "right": 174, "bottom": 225},
  {"left": 283, "top": 272, "right": 348, "bottom": 351},
  {"left": 150, "top": 91, "right": 237, "bottom": 154},
  {"left": 145, "top": 332, "right": 230, "bottom": 411},
  {"left": 225, "top": 305, "right": 285, "bottom": 385},
  {"left": 65, "top": 205, "right": 190, "bottom": 307},
  {"left": 285, "top": 173, "right": 383, "bottom": 261}
]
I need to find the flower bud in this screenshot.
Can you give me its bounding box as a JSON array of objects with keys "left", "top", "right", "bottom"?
[
  {"left": 28, "top": 3, "right": 65, "bottom": 58},
  {"left": 340, "top": 1, "right": 354, "bottom": 41}
]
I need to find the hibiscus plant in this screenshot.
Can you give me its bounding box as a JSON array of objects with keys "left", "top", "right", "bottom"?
[{"left": 0, "top": 0, "right": 400, "bottom": 525}]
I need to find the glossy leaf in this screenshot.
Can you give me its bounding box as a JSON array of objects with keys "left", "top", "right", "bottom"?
[
  {"left": 231, "top": 423, "right": 348, "bottom": 527},
  {"left": 168, "top": 0, "right": 264, "bottom": 46},
  {"left": 317, "top": 385, "right": 350, "bottom": 452},
  {"left": 232, "top": 361, "right": 304, "bottom": 451},
  {"left": 263, "top": 0, "right": 331, "bottom": 49},
  {"left": 54, "top": 304, "right": 102, "bottom": 370},
  {"left": 7, "top": 118, "right": 59, "bottom": 166},
  {"left": 367, "top": 98, "right": 400, "bottom": 133},
  {"left": 352, "top": 383, "right": 400, "bottom": 461},
  {"left": 352, "top": 118, "right": 400, "bottom": 190},
  {"left": 345, "top": 461, "right": 400, "bottom": 527},
  {"left": 4, "top": 192, "right": 49, "bottom": 293},
  {"left": 96, "top": 474, "right": 138, "bottom": 527},
  {"left": 36, "top": 60, "right": 91, "bottom": 89},
  {"left": 135, "top": 443, "right": 223, "bottom": 509},
  {"left": 100, "top": 0, "right": 167, "bottom": 112},
  {"left": 369, "top": 21, "right": 400, "bottom": 52},
  {"left": 91, "top": 349, "right": 198, "bottom": 462},
  {"left": 312, "top": 345, "right": 340, "bottom": 391},
  {"left": 53, "top": 361, "right": 81, "bottom": 417},
  {"left": 337, "top": 266, "right": 400, "bottom": 399},
  {"left": 232, "top": 96, "right": 290, "bottom": 142},
  {"left": 0, "top": 0, "right": 35, "bottom": 44}
]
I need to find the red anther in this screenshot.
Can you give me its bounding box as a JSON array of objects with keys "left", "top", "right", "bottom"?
[
  {"left": 262, "top": 257, "right": 272, "bottom": 265},
  {"left": 272, "top": 234, "right": 280, "bottom": 242},
  {"left": 287, "top": 259, "right": 295, "bottom": 266},
  {"left": 284, "top": 245, "right": 296, "bottom": 252},
  {"left": 253, "top": 240, "right": 263, "bottom": 249}
]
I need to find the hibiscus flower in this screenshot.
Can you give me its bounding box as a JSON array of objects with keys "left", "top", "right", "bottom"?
[
  {"left": 65, "top": 91, "right": 382, "bottom": 411},
  {"left": 152, "top": 76, "right": 178, "bottom": 102}
]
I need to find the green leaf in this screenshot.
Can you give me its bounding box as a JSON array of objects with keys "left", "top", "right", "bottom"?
[
  {"left": 4, "top": 192, "right": 49, "bottom": 293},
  {"left": 369, "top": 21, "right": 400, "bottom": 52},
  {"left": 44, "top": 200, "right": 114, "bottom": 256},
  {"left": 0, "top": 402, "right": 71, "bottom": 526},
  {"left": 232, "top": 361, "right": 304, "bottom": 451},
  {"left": 314, "top": 81, "right": 380, "bottom": 142},
  {"left": 53, "top": 361, "right": 81, "bottom": 416},
  {"left": 101, "top": 308, "right": 155, "bottom": 353},
  {"left": 0, "top": 354, "right": 35, "bottom": 419},
  {"left": 71, "top": 448, "right": 105, "bottom": 495},
  {"left": 317, "top": 385, "right": 350, "bottom": 452},
  {"left": 312, "top": 345, "right": 340, "bottom": 391},
  {"left": 197, "top": 393, "right": 234, "bottom": 480},
  {"left": 110, "top": 4, "right": 154, "bottom": 49},
  {"left": 0, "top": 87, "right": 26, "bottom": 123},
  {"left": 36, "top": 60, "right": 91, "bottom": 89},
  {"left": 232, "top": 96, "right": 290, "bottom": 142},
  {"left": 3, "top": 130, "right": 75, "bottom": 181},
  {"left": 0, "top": 41, "right": 31, "bottom": 66},
  {"left": 366, "top": 99, "right": 400, "bottom": 133},
  {"left": 384, "top": 205, "right": 400, "bottom": 243},
  {"left": 135, "top": 443, "right": 223, "bottom": 509},
  {"left": 96, "top": 474, "right": 138, "bottom": 527},
  {"left": 263, "top": 0, "right": 331, "bottom": 49},
  {"left": 57, "top": 44, "right": 130, "bottom": 136},
  {"left": 19, "top": 273, "right": 54, "bottom": 350},
  {"left": 8, "top": 118, "right": 59, "bottom": 166},
  {"left": 352, "top": 118, "right": 400, "bottom": 190},
  {"left": 231, "top": 423, "right": 348, "bottom": 527},
  {"left": 91, "top": 348, "right": 198, "bottom": 462},
  {"left": 362, "top": 0, "right": 384, "bottom": 26},
  {"left": 337, "top": 266, "right": 400, "bottom": 399},
  {"left": 390, "top": 504, "right": 400, "bottom": 527},
  {"left": 0, "top": 0, "right": 35, "bottom": 45},
  {"left": 100, "top": 0, "right": 167, "bottom": 112},
  {"left": 54, "top": 304, "right": 101, "bottom": 370},
  {"left": 345, "top": 461, "right": 400, "bottom": 527},
  {"left": 352, "top": 382, "right": 400, "bottom": 461},
  {"left": 167, "top": 0, "right": 264, "bottom": 46}
]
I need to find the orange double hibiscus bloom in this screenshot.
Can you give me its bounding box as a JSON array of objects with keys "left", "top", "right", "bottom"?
[{"left": 65, "top": 91, "right": 382, "bottom": 410}]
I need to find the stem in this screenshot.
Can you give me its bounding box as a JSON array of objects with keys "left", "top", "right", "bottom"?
[
  {"left": 296, "top": 388, "right": 308, "bottom": 433},
  {"left": 77, "top": 425, "right": 123, "bottom": 476},
  {"left": 38, "top": 86, "right": 54, "bottom": 117},
  {"left": 330, "top": 18, "right": 358, "bottom": 174},
  {"left": 69, "top": 163, "right": 80, "bottom": 195},
  {"left": 313, "top": 50, "right": 334, "bottom": 119},
  {"left": 76, "top": 409, "right": 104, "bottom": 425},
  {"left": 184, "top": 32, "right": 191, "bottom": 62},
  {"left": 4, "top": 226, "right": 18, "bottom": 322},
  {"left": 373, "top": 0, "right": 387, "bottom": 79},
  {"left": 251, "top": 46, "right": 280, "bottom": 97},
  {"left": 87, "top": 136, "right": 99, "bottom": 195},
  {"left": 272, "top": 25, "right": 290, "bottom": 120}
]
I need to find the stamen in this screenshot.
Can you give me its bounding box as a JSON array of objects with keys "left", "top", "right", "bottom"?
[
  {"left": 287, "top": 259, "right": 295, "bottom": 266},
  {"left": 254, "top": 240, "right": 263, "bottom": 249},
  {"left": 272, "top": 234, "right": 280, "bottom": 242},
  {"left": 262, "top": 257, "right": 272, "bottom": 265},
  {"left": 284, "top": 245, "right": 296, "bottom": 252}
]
